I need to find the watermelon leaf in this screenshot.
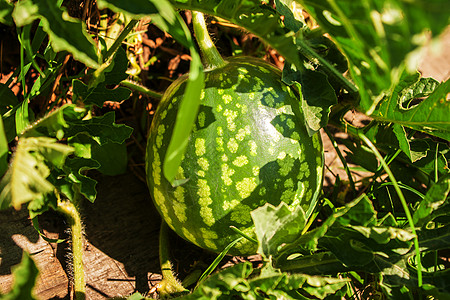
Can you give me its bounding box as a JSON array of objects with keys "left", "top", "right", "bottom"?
[
  {"left": 2, "top": 252, "right": 39, "bottom": 300},
  {"left": 171, "top": 0, "right": 305, "bottom": 72},
  {"left": 0, "top": 0, "right": 13, "bottom": 25},
  {"left": 0, "top": 136, "right": 74, "bottom": 210},
  {"left": 63, "top": 157, "right": 100, "bottom": 203},
  {"left": 65, "top": 111, "right": 133, "bottom": 145},
  {"left": 297, "top": 0, "right": 449, "bottom": 114},
  {"left": 12, "top": 0, "right": 99, "bottom": 68},
  {"left": 73, "top": 47, "right": 131, "bottom": 107},
  {"left": 251, "top": 202, "right": 306, "bottom": 258},
  {"left": 99, "top": 0, "right": 205, "bottom": 183},
  {"left": 372, "top": 76, "right": 450, "bottom": 141},
  {"left": 282, "top": 66, "right": 337, "bottom": 135},
  {"left": 413, "top": 175, "right": 450, "bottom": 227}
]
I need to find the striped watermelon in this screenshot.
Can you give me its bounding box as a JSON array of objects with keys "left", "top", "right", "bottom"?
[{"left": 146, "top": 57, "right": 323, "bottom": 256}]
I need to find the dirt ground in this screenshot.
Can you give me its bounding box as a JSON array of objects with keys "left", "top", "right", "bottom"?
[{"left": 0, "top": 18, "right": 449, "bottom": 300}]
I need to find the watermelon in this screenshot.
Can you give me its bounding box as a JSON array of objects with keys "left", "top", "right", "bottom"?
[{"left": 146, "top": 56, "right": 323, "bottom": 256}]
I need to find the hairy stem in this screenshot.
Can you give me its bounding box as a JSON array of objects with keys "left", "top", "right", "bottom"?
[
  {"left": 157, "top": 221, "right": 187, "bottom": 296},
  {"left": 121, "top": 80, "right": 163, "bottom": 99},
  {"left": 57, "top": 199, "right": 85, "bottom": 300},
  {"left": 192, "top": 11, "right": 226, "bottom": 69}
]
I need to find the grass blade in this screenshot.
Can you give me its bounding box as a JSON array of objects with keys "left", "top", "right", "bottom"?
[
  {"left": 196, "top": 237, "right": 243, "bottom": 288},
  {"left": 359, "top": 132, "right": 422, "bottom": 287}
]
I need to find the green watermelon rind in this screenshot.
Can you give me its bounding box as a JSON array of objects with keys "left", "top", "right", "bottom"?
[{"left": 146, "top": 57, "right": 324, "bottom": 256}]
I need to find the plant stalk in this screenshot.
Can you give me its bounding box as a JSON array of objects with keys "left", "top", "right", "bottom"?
[
  {"left": 57, "top": 199, "right": 85, "bottom": 300},
  {"left": 192, "top": 11, "right": 226, "bottom": 69},
  {"left": 104, "top": 19, "right": 139, "bottom": 61},
  {"left": 359, "top": 133, "right": 422, "bottom": 287},
  {"left": 156, "top": 221, "right": 187, "bottom": 296},
  {"left": 121, "top": 80, "right": 163, "bottom": 99}
]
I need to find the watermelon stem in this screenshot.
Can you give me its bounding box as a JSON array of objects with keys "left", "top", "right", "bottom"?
[
  {"left": 156, "top": 221, "right": 188, "bottom": 296},
  {"left": 192, "top": 11, "right": 226, "bottom": 69},
  {"left": 56, "top": 194, "right": 86, "bottom": 300}
]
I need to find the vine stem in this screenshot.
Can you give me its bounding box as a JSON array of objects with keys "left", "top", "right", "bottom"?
[
  {"left": 120, "top": 80, "right": 163, "bottom": 99},
  {"left": 156, "top": 221, "right": 187, "bottom": 296},
  {"left": 359, "top": 133, "right": 422, "bottom": 287},
  {"left": 57, "top": 199, "right": 85, "bottom": 300},
  {"left": 88, "top": 19, "right": 139, "bottom": 90},
  {"left": 192, "top": 11, "right": 226, "bottom": 69}
]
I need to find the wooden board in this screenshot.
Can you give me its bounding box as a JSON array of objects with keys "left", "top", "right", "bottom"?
[{"left": 0, "top": 171, "right": 162, "bottom": 299}]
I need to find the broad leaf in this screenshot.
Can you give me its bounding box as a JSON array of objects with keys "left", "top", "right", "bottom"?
[
  {"left": 1, "top": 252, "right": 39, "bottom": 300},
  {"left": 98, "top": 0, "right": 205, "bottom": 183},
  {"left": 364, "top": 123, "right": 450, "bottom": 178},
  {"left": 275, "top": 194, "right": 375, "bottom": 264},
  {"left": 418, "top": 223, "right": 450, "bottom": 252},
  {"left": 275, "top": 0, "right": 306, "bottom": 32},
  {"left": 251, "top": 202, "right": 306, "bottom": 258},
  {"left": 65, "top": 111, "right": 133, "bottom": 145},
  {"left": 171, "top": 0, "right": 305, "bottom": 71},
  {"left": 0, "top": 137, "right": 73, "bottom": 210},
  {"left": 73, "top": 47, "right": 131, "bottom": 107},
  {"left": 283, "top": 66, "right": 337, "bottom": 135},
  {"left": 62, "top": 157, "right": 100, "bottom": 203},
  {"left": 298, "top": 0, "right": 449, "bottom": 115},
  {"left": 413, "top": 175, "right": 450, "bottom": 227},
  {"left": 182, "top": 262, "right": 253, "bottom": 299},
  {"left": 373, "top": 75, "right": 450, "bottom": 141},
  {"left": 69, "top": 132, "right": 128, "bottom": 176},
  {"left": 22, "top": 104, "right": 87, "bottom": 139},
  {"left": 0, "top": 0, "right": 13, "bottom": 25},
  {"left": 12, "top": 0, "right": 99, "bottom": 68}
]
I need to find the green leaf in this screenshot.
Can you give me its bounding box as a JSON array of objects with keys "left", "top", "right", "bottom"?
[
  {"left": 373, "top": 75, "right": 450, "bottom": 141},
  {"left": 0, "top": 83, "right": 19, "bottom": 113},
  {"left": 298, "top": 0, "right": 449, "bottom": 114},
  {"left": 172, "top": 0, "right": 305, "bottom": 71},
  {"left": 413, "top": 175, "right": 450, "bottom": 227},
  {"left": 0, "top": 137, "right": 73, "bottom": 210},
  {"left": 163, "top": 49, "right": 204, "bottom": 183},
  {"left": 278, "top": 273, "right": 348, "bottom": 299},
  {"left": 69, "top": 132, "right": 128, "bottom": 176},
  {"left": 1, "top": 252, "right": 39, "bottom": 300},
  {"left": 22, "top": 104, "right": 87, "bottom": 139},
  {"left": 15, "top": 100, "right": 29, "bottom": 136},
  {"left": 364, "top": 123, "right": 449, "bottom": 178},
  {"left": 181, "top": 262, "right": 253, "bottom": 299},
  {"left": 63, "top": 157, "right": 100, "bottom": 203},
  {"left": 274, "top": 195, "right": 377, "bottom": 265},
  {"left": 251, "top": 202, "right": 306, "bottom": 258},
  {"left": 275, "top": 0, "right": 306, "bottom": 32},
  {"left": 66, "top": 111, "right": 133, "bottom": 145},
  {"left": 73, "top": 47, "right": 131, "bottom": 107},
  {"left": 283, "top": 66, "right": 337, "bottom": 135},
  {"left": 126, "top": 292, "right": 144, "bottom": 300},
  {"left": 99, "top": 0, "right": 206, "bottom": 183},
  {"left": 0, "top": 115, "right": 8, "bottom": 177},
  {"left": 419, "top": 223, "right": 450, "bottom": 253},
  {"left": 0, "top": 0, "right": 13, "bottom": 25},
  {"left": 98, "top": 0, "right": 192, "bottom": 49},
  {"left": 12, "top": 0, "right": 99, "bottom": 68}
]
